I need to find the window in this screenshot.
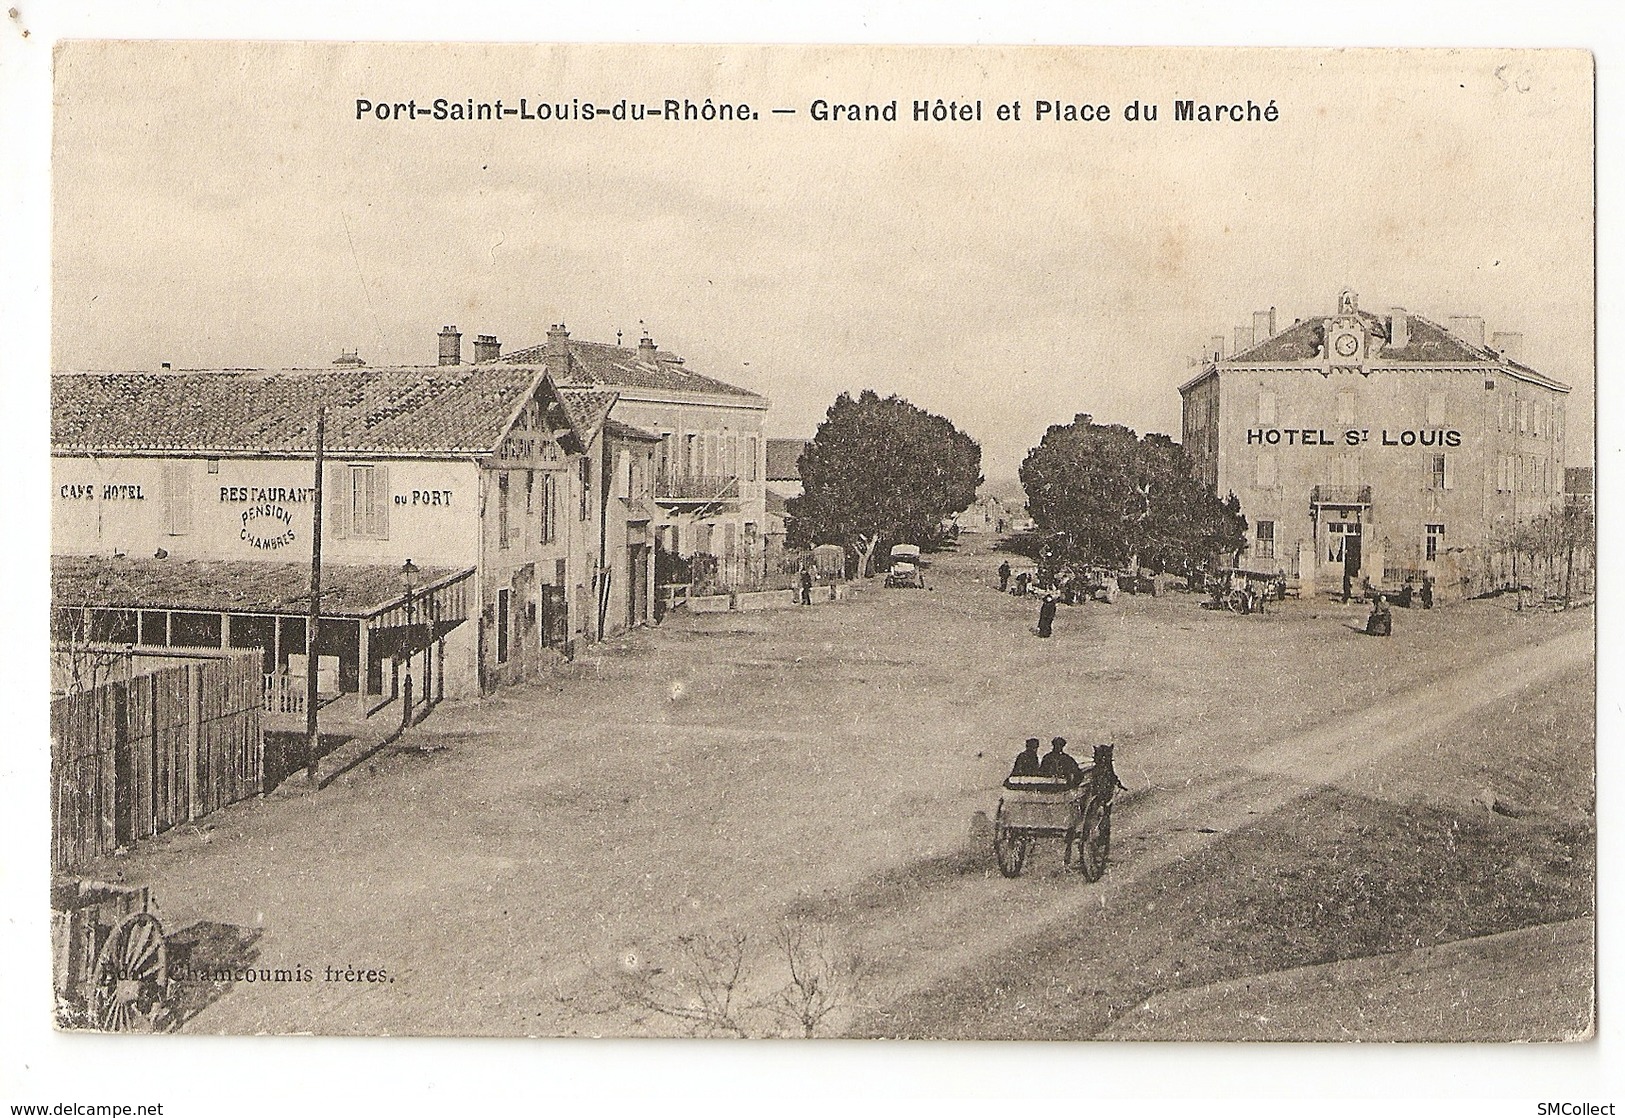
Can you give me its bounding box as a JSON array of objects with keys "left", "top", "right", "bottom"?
[
  {"left": 1256, "top": 391, "right": 1276, "bottom": 425},
  {"left": 1255, "top": 520, "right": 1276, "bottom": 560},
  {"left": 746, "top": 437, "right": 759, "bottom": 482},
  {"left": 1254, "top": 453, "right": 1277, "bottom": 487},
  {"left": 683, "top": 433, "right": 696, "bottom": 477},
  {"left": 206, "top": 459, "right": 220, "bottom": 475},
  {"left": 541, "top": 472, "right": 560, "bottom": 544},
  {"left": 1326, "top": 521, "right": 1359, "bottom": 564},
  {"left": 579, "top": 457, "right": 591, "bottom": 521},
  {"left": 1429, "top": 454, "right": 1447, "bottom": 491},
  {"left": 525, "top": 470, "right": 534, "bottom": 516},
  {"left": 1336, "top": 390, "right": 1356, "bottom": 426},
  {"left": 162, "top": 459, "right": 193, "bottom": 536},
  {"left": 496, "top": 588, "right": 510, "bottom": 663},
  {"left": 1426, "top": 391, "right": 1446, "bottom": 426},
  {"left": 344, "top": 464, "right": 389, "bottom": 539},
  {"left": 497, "top": 472, "right": 511, "bottom": 549},
  {"left": 1425, "top": 524, "right": 1445, "bottom": 562}
]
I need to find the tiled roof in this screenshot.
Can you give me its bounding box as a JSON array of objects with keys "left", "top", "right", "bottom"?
[
  {"left": 765, "top": 438, "right": 810, "bottom": 481},
  {"left": 52, "top": 555, "right": 467, "bottom": 617},
  {"left": 557, "top": 389, "right": 620, "bottom": 442},
  {"left": 1228, "top": 311, "right": 1569, "bottom": 390},
  {"left": 51, "top": 365, "right": 569, "bottom": 456},
  {"left": 503, "top": 337, "right": 765, "bottom": 402},
  {"left": 603, "top": 417, "right": 663, "bottom": 442}
]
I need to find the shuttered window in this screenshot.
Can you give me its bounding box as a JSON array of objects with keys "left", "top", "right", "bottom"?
[
  {"left": 162, "top": 459, "right": 193, "bottom": 535},
  {"left": 540, "top": 472, "right": 560, "bottom": 544},
  {"left": 497, "top": 472, "right": 510, "bottom": 550},
  {"left": 1256, "top": 391, "right": 1276, "bottom": 425},
  {"left": 334, "top": 463, "right": 389, "bottom": 539}
]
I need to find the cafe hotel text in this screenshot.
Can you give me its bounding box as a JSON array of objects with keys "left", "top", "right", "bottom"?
[
  {"left": 1181, "top": 290, "right": 1569, "bottom": 600},
  {"left": 51, "top": 323, "right": 769, "bottom": 721}
]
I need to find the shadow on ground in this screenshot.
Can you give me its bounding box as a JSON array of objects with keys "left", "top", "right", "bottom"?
[{"left": 163, "top": 921, "right": 264, "bottom": 1031}]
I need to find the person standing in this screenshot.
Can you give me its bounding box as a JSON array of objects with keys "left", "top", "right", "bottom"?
[
  {"left": 799, "top": 567, "right": 814, "bottom": 606},
  {"left": 1037, "top": 593, "right": 1058, "bottom": 638},
  {"left": 1421, "top": 575, "right": 1434, "bottom": 610},
  {"left": 998, "top": 560, "right": 1011, "bottom": 592}
]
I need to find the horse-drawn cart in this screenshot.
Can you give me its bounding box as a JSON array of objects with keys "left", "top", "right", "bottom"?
[
  {"left": 992, "top": 745, "right": 1125, "bottom": 881},
  {"left": 52, "top": 876, "right": 172, "bottom": 1030},
  {"left": 1209, "top": 566, "right": 1287, "bottom": 614}
]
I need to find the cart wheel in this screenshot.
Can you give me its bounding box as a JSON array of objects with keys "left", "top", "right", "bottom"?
[
  {"left": 1225, "top": 589, "right": 1247, "bottom": 614},
  {"left": 1067, "top": 803, "right": 1110, "bottom": 882},
  {"left": 90, "top": 912, "right": 168, "bottom": 1031},
  {"left": 993, "top": 820, "right": 1028, "bottom": 878}
]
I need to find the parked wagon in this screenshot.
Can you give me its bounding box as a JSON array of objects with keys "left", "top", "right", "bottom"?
[
  {"left": 1208, "top": 566, "right": 1286, "bottom": 614},
  {"left": 992, "top": 744, "right": 1126, "bottom": 881},
  {"left": 52, "top": 876, "right": 172, "bottom": 1031}
]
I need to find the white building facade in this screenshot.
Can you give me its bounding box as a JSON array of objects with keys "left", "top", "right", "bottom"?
[{"left": 1180, "top": 292, "right": 1569, "bottom": 600}]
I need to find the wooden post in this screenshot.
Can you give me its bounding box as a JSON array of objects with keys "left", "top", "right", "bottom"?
[
  {"left": 305, "top": 408, "right": 327, "bottom": 780},
  {"left": 186, "top": 661, "right": 201, "bottom": 821},
  {"left": 356, "top": 618, "right": 371, "bottom": 720},
  {"left": 221, "top": 612, "right": 232, "bottom": 649}
]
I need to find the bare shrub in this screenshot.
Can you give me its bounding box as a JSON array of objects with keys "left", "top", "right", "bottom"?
[{"left": 566, "top": 921, "right": 871, "bottom": 1038}]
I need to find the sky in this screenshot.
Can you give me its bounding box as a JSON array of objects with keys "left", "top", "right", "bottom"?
[{"left": 52, "top": 44, "right": 1595, "bottom": 488}]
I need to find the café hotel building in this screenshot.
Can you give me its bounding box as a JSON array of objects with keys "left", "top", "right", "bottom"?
[{"left": 1180, "top": 291, "right": 1569, "bottom": 599}]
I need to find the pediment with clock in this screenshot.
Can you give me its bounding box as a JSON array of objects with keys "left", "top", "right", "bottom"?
[{"left": 1320, "top": 290, "right": 1371, "bottom": 376}]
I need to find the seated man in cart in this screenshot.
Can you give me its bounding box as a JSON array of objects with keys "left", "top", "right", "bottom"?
[
  {"left": 1008, "top": 737, "right": 1044, "bottom": 779},
  {"left": 1038, "top": 737, "right": 1086, "bottom": 787}
]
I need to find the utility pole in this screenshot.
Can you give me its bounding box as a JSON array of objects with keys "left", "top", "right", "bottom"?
[{"left": 305, "top": 407, "right": 327, "bottom": 782}]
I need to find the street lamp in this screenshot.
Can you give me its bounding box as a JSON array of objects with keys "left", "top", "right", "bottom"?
[{"left": 400, "top": 558, "right": 422, "bottom": 728}]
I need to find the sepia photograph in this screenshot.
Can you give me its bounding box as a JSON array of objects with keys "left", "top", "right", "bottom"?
[{"left": 4, "top": 12, "right": 1617, "bottom": 1111}]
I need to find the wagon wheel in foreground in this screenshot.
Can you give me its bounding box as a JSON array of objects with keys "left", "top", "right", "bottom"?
[
  {"left": 90, "top": 912, "right": 169, "bottom": 1031},
  {"left": 1065, "top": 801, "right": 1110, "bottom": 882},
  {"left": 992, "top": 807, "right": 1029, "bottom": 878}
]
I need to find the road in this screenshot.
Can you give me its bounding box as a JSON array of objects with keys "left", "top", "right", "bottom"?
[{"left": 74, "top": 535, "right": 1594, "bottom": 1037}]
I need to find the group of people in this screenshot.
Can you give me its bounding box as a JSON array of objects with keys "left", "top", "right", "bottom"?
[
  {"left": 996, "top": 560, "right": 1064, "bottom": 639},
  {"left": 1007, "top": 736, "right": 1086, "bottom": 785}
]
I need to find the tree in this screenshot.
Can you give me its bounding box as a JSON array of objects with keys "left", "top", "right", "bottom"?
[
  {"left": 787, "top": 390, "right": 982, "bottom": 577},
  {"left": 1019, "top": 413, "right": 1247, "bottom": 576}
]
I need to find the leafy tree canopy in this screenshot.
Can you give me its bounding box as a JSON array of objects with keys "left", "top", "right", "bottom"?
[
  {"left": 1019, "top": 413, "right": 1247, "bottom": 576},
  {"left": 787, "top": 390, "right": 982, "bottom": 574}
]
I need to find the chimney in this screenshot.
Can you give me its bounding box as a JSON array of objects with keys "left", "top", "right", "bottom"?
[
  {"left": 438, "top": 325, "right": 462, "bottom": 366},
  {"left": 1491, "top": 331, "right": 1524, "bottom": 362},
  {"left": 473, "top": 334, "right": 501, "bottom": 363},
  {"left": 1388, "top": 309, "right": 1410, "bottom": 350},
  {"left": 1233, "top": 326, "right": 1250, "bottom": 355},
  {"left": 1446, "top": 315, "right": 1485, "bottom": 349},
  {"left": 638, "top": 333, "right": 658, "bottom": 364},
  {"left": 1209, "top": 334, "right": 1225, "bottom": 362},
  {"left": 1252, "top": 308, "right": 1276, "bottom": 346}
]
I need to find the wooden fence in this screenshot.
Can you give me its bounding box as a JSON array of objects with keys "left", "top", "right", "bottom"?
[{"left": 50, "top": 647, "right": 265, "bottom": 872}]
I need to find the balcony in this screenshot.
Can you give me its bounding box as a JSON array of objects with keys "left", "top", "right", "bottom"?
[
  {"left": 1310, "top": 485, "right": 1372, "bottom": 510},
  {"left": 656, "top": 474, "right": 740, "bottom": 503}
]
